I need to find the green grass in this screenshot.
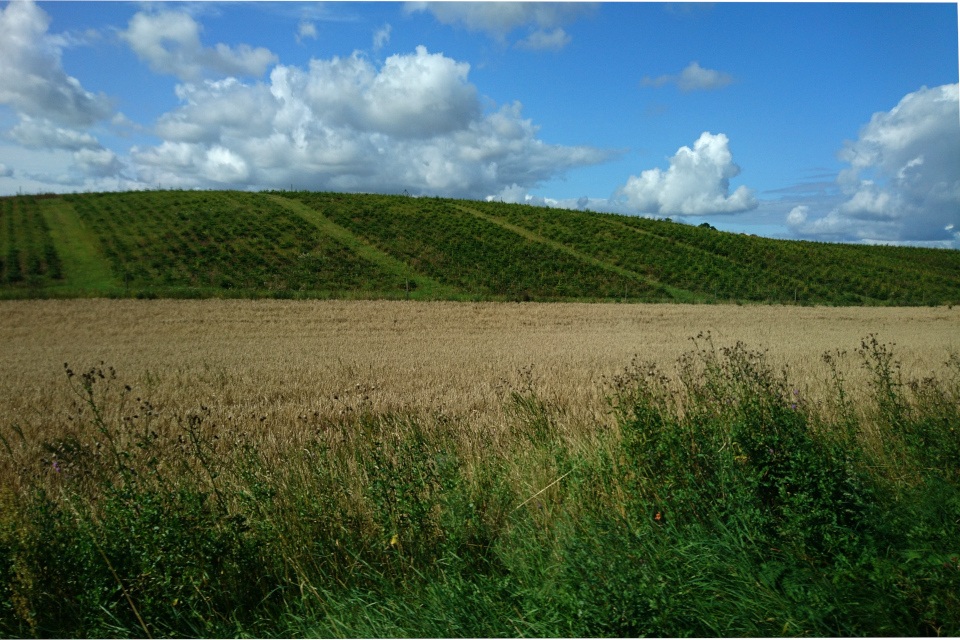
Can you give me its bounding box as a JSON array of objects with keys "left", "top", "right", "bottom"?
[
  {"left": 469, "top": 199, "right": 960, "bottom": 304},
  {"left": 268, "top": 195, "right": 459, "bottom": 300},
  {"left": 63, "top": 190, "right": 408, "bottom": 299},
  {"left": 2, "top": 336, "right": 958, "bottom": 637},
  {"left": 1, "top": 189, "right": 958, "bottom": 304},
  {"left": 39, "top": 197, "right": 116, "bottom": 294},
  {"left": 454, "top": 202, "right": 676, "bottom": 300},
  {"left": 287, "top": 191, "right": 669, "bottom": 301},
  {"left": 0, "top": 196, "right": 66, "bottom": 296}
]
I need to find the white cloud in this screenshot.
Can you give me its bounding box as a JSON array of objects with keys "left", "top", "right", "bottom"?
[
  {"left": 613, "top": 132, "right": 757, "bottom": 216},
  {"left": 786, "top": 205, "right": 808, "bottom": 226},
  {"left": 130, "top": 46, "right": 613, "bottom": 195},
  {"left": 5, "top": 116, "right": 101, "bottom": 150},
  {"left": 297, "top": 18, "right": 318, "bottom": 43},
  {"left": 0, "top": 163, "right": 12, "bottom": 178},
  {"left": 73, "top": 147, "right": 120, "bottom": 177},
  {"left": 373, "top": 23, "right": 392, "bottom": 50},
  {"left": 154, "top": 78, "right": 279, "bottom": 143},
  {"left": 110, "top": 112, "right": 143, "bottom": 136},
  {"left": 642, "top": 61, "right": 735, "bottom": 92},
  {"left": 515, "top": 28, "right": 571, "bottom": 52},
  {"left": 0, "top": 0, "right": 112, "bottom": 126},
  {"left": 120, "top": 9, "right": 278, "bottom": 82},
  {"left": 484, "top": 133, "right": 757, "bottom": 217},
  {"left": 405, "top": 2, "right": 590, "bottom": 48},
  {"left": 487, "top": 184, "right": 609, "bottom": 211},
  {"left": 285, "top": 46, "right": 481, "bottom": 138},
  {"left": 788, "top": 84, "right": 960, "bottom": 243}
]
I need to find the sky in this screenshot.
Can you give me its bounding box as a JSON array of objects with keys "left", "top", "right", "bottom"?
[{"left": 0, "top": 1, "right": 958, "bottom": 247}]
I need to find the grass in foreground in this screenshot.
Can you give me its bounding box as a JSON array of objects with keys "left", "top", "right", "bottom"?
[{"left": 1, "top": 335, "right": 958, "bottom": 637}]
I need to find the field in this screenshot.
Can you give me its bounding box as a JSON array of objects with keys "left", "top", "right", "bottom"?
[
  {"left": 2, "top": 190, "right": 959, "bottom": 305},
  {"left": 1, "top": 300, "right": 958, "bottom": 432},
  {"left": 1, "top": 299, "right": 959, "bottom": 637}
]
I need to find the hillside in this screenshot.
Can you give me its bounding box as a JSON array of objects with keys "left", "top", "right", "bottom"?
[{"left": 0, "top": 190, "right": 957, "bottom": 304}]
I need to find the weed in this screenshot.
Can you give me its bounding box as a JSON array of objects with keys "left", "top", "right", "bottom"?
[{"left": 1, "top": 335, "right": 958, "bottom": 636}]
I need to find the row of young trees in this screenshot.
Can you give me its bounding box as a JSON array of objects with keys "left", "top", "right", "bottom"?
[
  {"left": 290, "top": 192, "right": 668, "bottom": 301},
  {"left": 66, "top": 191, "right": 400, "bottom": 294},
  {"left": 617, "top": 213, "right": 959, "bottom": 304},
  {"left": 472, "top": 200, "right": 960, "bottom": 305},
  {"left": 0, "top": 196, "right": 62, "bottom": 286},
  {"left": 4, "top": 189, "right": 956, "bottom": 304}
]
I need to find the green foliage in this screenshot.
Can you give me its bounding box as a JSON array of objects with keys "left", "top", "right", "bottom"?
[
  {"left": 0, "top": 196, "right": 63, "bottom": 288},
  {"left": 468, "top": 199, "right": 960, "bottom": 305},
  {"left": 287, "top": 191, "right": 668, "bottom": 301},
  {"left": 555, "top": 336, "right": 960, "bottom": 637},
  {"left": 3, "top": 191, "right": 959, "bottom": 303},
  {"left": 62, "top": 190, "right": 403, "bottom": 297},
  {"left": 2, "top": 337, "right": 958, "bottom": 636}
]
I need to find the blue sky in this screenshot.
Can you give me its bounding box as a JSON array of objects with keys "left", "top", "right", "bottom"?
[{"left": 0, "top": 1, "right": 958, "bottom": 246}]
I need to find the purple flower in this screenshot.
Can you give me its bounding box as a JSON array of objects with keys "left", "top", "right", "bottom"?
[
  {"left": 791, "top": 404, "right": 797, "bottom": 410},
  {"left": 52, "top": 461, "right": 61, "bottom": 473}
]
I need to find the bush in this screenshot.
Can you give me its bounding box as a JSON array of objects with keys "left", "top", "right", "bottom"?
[{"left": 1, "top": 337, "right": 958, "bottom": 637}]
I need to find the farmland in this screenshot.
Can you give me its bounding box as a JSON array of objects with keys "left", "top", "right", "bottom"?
[
  {"left": 1, "top": 189, "right": 958, "bottom": 304},
  {"left": 1, "top": 299, "right": 959, "bottom": 637},
  {"left": 1, "top": 188, "right": 959, "bottom": 638}
]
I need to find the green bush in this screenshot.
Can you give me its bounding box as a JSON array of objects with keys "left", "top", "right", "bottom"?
[{"left": 1, "top": 337, "right": 958, "bottom": 637}]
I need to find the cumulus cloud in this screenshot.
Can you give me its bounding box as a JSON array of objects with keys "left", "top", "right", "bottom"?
[
  {"left": 5, "top": 116, "right": 101, "bottom": 150},
  {"left": 120, "top": 9, "right": 278, "bottom": 82},
  {"left": 786, "top": 205, "right": 808, "bottom": 226},
  {"left": 0, "top": 0, "right": 112, "bottom": 126},
  {"left": 484, "top": 132, "right": 756, "bottom": 218},
  {"left": 405, "top": 2, "right": 591, "bottom": 48},
  {"left": 73, "top": 147, "right": 121, "bottom": 177},
  {"left": 613, "top": 132, "right": 757, "bottom": 216},
  {"left": 642, "top": 61, "right": 735, "bottom": 93},
  {"left": 788, "top": 84, "right": 960, "bottom": 243},
  {"left": 131, "top": 46, "right": 613, "bottom": 194},
  {"left": 515, "top": 28, "right": 571, "bottom": 52}
]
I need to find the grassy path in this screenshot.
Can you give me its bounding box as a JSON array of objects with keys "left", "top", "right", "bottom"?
[
  {"left": 454, "top": 203, "right": 696, "bottom": 301},
  {"left": 40, "top": 198, "right": 117, "bottom": 293},
  {"left": 269, "top": 195, "right": 460, "bottom": 299}
]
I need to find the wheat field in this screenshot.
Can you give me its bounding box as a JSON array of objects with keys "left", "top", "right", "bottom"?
[
  {"left": 1, "top": 299, "right": 957, "bottom": 445},
  {"left": 2, "top": 299, "right": 959, "bottom": 637}
]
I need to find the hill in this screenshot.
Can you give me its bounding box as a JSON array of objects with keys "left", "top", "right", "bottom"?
[{"left": 0, "top": 189, "right": 957, "bottom": 304}]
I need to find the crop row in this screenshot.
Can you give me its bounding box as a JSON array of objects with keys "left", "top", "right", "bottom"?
[
  {"left": 470, "top": 201, "right": 960, "bottom": 304},
  {"left": 470, "top": 201, "right": 806, "bottom": 302},
  {"left": 615, "top": 213, "right": 960, "bottom": 304},
  {"left": 0, "top": 196, "right": 63, "bottom": 286},
  {"left": 65, "top": 191, "right": 401, "bottom": 293},
  {"left": 288, "top": 192, "right": 668, "bottom": 301}
]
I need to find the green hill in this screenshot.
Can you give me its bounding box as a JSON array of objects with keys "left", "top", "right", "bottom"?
[{"left": 0, "top": 190, "right": 957, "bottom": 304}]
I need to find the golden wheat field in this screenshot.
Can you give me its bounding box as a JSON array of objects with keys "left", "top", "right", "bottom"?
[{"left": 1, "top": 299, "right": 958, "bottom": 446}]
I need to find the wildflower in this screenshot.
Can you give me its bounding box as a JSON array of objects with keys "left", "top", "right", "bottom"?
[
  {"left": 390, "top": 534, "right": 399, "bottom": 547},
  {"left": 655, "top": 511, "right": 661, "bottom": 521},
  {"left": 791, "top": 404, "right": 797, "bottom": 410}
]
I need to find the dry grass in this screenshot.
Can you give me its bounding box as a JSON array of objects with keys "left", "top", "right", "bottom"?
[
  {"left": 2, "top": 300, "right": 959, "bottom": 638},
  {"left": 1, "top": 299, "right": 957, "bottom": 452}
]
